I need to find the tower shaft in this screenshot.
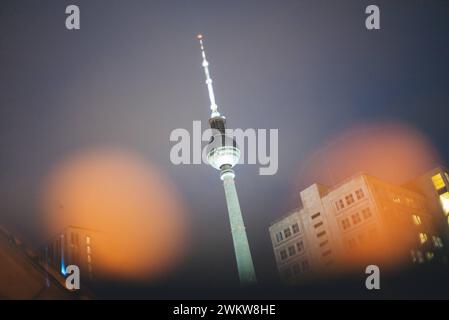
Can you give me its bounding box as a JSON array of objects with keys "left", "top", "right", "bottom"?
[{"left": 221, "top": 168, "right": 257, "bottom": 285}]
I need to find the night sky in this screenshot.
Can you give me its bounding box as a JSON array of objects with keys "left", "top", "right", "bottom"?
[{"left": 0, "top": 0, "right": 448, "bottom": 297}]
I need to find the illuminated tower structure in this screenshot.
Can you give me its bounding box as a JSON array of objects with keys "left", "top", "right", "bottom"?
[{"left": 197, "top": 34, "right": 257, "bottom": 285}]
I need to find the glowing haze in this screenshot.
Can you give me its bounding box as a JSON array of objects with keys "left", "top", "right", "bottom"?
[{"left": 41, "top": 148, "right": 189, "bottom": 281}]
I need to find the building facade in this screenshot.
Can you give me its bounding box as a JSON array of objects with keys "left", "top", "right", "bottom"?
[
  {"left": 269, "top": 171, "right": 446, "bottom": 284},
  {"left": 39, "top": 226, "right": 96, "bottom": 282}
]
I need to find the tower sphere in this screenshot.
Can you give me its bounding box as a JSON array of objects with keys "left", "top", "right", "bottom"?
[{"left": 206, "top": 134, "right": 240, "bottom": 170}]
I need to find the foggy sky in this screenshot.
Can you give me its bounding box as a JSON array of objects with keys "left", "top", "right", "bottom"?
[{"left": 0, "top": 0, "right": 448, "bottom": 296}]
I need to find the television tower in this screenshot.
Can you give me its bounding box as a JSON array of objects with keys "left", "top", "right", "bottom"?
[{"left": 196, "top": 34, "right": 257, "bottom": 285}]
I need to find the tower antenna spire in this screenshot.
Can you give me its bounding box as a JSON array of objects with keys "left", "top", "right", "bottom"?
[{"left": 197, "top": 34, "right": 221, "bottom": 118}]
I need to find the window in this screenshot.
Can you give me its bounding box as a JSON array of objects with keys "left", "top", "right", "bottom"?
[
  {"left": 361, "top": 208, "right": 372, "bottom": 219},
  {"left": 301, "top": 260, "right": 310, "bottom": 271},
  {"left": 419, "top": 233, "right": 428, "bottom": 244},
  {"left": 341, "top": 218, "right": 350, "bottom": 230},
  {"left": 351, "top": 213, "right": 361, "bottom": 224},
  {"left": 288, "top": 245, "right": 296, "bottom": 256},
  {"left": 292, "top": 223, "right": 300, "bottom": 234},
  {"left": 86, "top": 236, "right": 91, "bottom": 245},
  {"left": 410, "top": 250, "right": 417, "bottom": 263},
  {"left": 412, "top": 214, "right": 422, "bottom": 225},
  {"left": 355, "top": 189, "right": 365, "bottom": 200},
  {"left": 432, "top": 173, "right": 445, "bottom": 191},
  {"left": 432, "top": 236, "right": 444, "bottom": 248},
  {"left": 393, "top": 195, "right": 401, "bottom": 204},
  {"left": 86, "top": 246, "right": 91, "bottom": 254},
  {"left": 345, "top": 194, "right": 355, "bottom": 206},
  {"left": 284, "top": 228, "right": 292, "bottom": 238},
  {"left": 416, "top": 251, "right": 424, "bottom": 263},
  {"left": 439, "top": 192, "right": 449, "bottom": 215},
  {"left": 296, "top": 241, "right": 304, "bottom": 253},
  {"left": 406, "top": 198, "right": 414, "bottom": 207},
  {"left": 276, "top": 232, "right": 283, "bottom": 243},
  {"left": 347, "top": 238, "right": 357, "bottom": 249},
  {"left": 317, "top": 230, "right": 326, "bottom": 238},
  {"left": 322, "top": 249, "right": 332, "bottom": 257},
  {"left": 426, "top": 251, "right": 434, "bottom": 260},
  {"left": 336, "top": 200, "right": 345, "bottom": 211},
  {"left": 280, "top": 250, "right": 288, "bottom": 260},
  {"left": 292, "top": 264, "right": 301, "bottom": 275},
  {"left": 314, "top": 221, "right": 323, "bottom": 228},
  {"left": 319, "top": 240, "right": 329, "bottom": 247},
  {"left": 71, "top": 232, "right": 79, "bottom": 247},
  {"left": 311, "top": 212, "right": 321, "bottom": 219}
]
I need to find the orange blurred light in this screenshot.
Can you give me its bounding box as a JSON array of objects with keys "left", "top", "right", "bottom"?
[{"left": 41, "top": 148, "right": 189, "bottom": 281}]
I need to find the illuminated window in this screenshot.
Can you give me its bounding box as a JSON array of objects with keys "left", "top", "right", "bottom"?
[
  {"left": 432, "top": 174, "right": 445, "bottom": 191},
  {"left": 439, "top": 192, "right": 449, "bottom": 215},
  {"left": 86, "top": 246, "right": 91, "bottom": 254},
  {"left": 87, "top": 255, "right": 92, "bottom": 263},
  {"left": 416, "top": 251, "right": 424, "bottom": 263},
  {"left": 341, "top": 218, "right": 350, "bottom": 230},
  {"left": 86, "top": 236, "right": 91, "bottom": 245},
  {"left": 345, "top": 194, "right": 355, "bottom": 206},
  {"left": 432, "top": 236, "right": 444, "bottom": 248},
  {"left": 412, "top": 214, "right": 422, "bottom": 225},
  {"left": 410, "top": 250, "right": 417, "bottom": 263},
  {"left": 355, "top": 189, "right": 365, "bottom": 200},
  {"left": 393, "top": 195, "right": 401, "bottom": 204},
  {"left": 351, "top": 213, "right": 361, "bottom": 224},
  {"left": 426, "top": 251, "right": 434, "bottom": 260},
  {"left": 419, "top": 232, "right": 428, "bottom": 244},
  {"left": 362, "top": 207, "right": 372, "bottom": 219}
]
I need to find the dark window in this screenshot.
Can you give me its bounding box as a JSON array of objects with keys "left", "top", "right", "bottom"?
[
  {"left": 314, "top": 221, "right": 323, "bottom": 228},
  {"left": 347, "top": 238, "right": 357, "bottom": 249},
  {"left": 280, "top": 250, "right": 288, "bottom": 260},
  {"left": 302, "top": 260, "right": 310, "bottom": 271},
  {"left": 319, "top": 240, "right": 329, "bottom": 247},
  {"left": 345, "top": 194, "right": 355, "bottom": 206},
  {"left": 288, "top": 245, "right": 296, "bottom": 256},
  {"left": 341, "top": 218, "right": 350, "bottom": 230},
  {"left": 311, "top": 212, "right": 321, "bottom": 219},
  {"left": 292, "top": 223, "right": 300, "bottom": 234},
  {"left": 284, "top": 228, "right": 292, "bottom": 238},
  {"left": 292, "top": 264, "right": 301, "bottom": 275},
  {"left": 336, "top": 200, "right": 345, "bottom": 210},
  {"left": 317, "top": 230, "right": 326, "bottom": 238},
  {"left": 355, "top": 189, "right": 365, "bottom": 200},
  {"left": 296, "top": 241, "right": 304, "bottom": 253},
  {"left": 322, "top": 250, "right": 332, "bottom": 257},
  {"left": 362, "top": 207, "right": 372, "bottom": 219},
  {"left": 352, "top": 213, "right": 361, "bottom": 224},
  {"left": 276, "top": 232, "right": 283, "bottom": 243}
]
